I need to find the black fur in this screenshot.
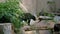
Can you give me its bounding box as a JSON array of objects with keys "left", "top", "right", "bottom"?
[
  {"left": 21, "top": 13, "right": 36, "bottom": 25},
  {"left": 54, "top": 24, "right": 60, "bottom": 32},
  {"left": 0, "top": 16, "right": 11, "bottom": 23}
]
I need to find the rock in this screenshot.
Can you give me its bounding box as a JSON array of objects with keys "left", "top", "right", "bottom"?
[
  {"left": 22, "top": 26, "right": 31, "bottom": 31},
  {"left": 25, "top": 31, "right": 36, "bottom": 34},
  {"left": 0, "top": 23, "right": 13, "bottom": 34},
  {"left": 3, "top": 23, "right": 12, "bottom": 34},
  {"left": 47, "top": 20, "right": 55, "bottom": 28},
  {"left": 0, "top": 25, "right": 4, "bottom": 34},
  {"left": 39, "top": 16, "right": 52, "bottom": 20},
  {"left": 54, "top": 16, "right": 60, "bottom": 23},
  {"left": 30, "top": 20, "right": 55, "bottom": 29},
  {"left": 39, "top": 30, "right": 51, "bottom": 34},
  {"left": 30, "top": 20, "right": 48, "bottom": 29},
  {"left": 30, "top": 19, "right": 39, "bottom": 26}
]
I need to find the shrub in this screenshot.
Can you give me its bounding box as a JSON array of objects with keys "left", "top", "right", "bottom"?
[{"left": 0, "top": 0, "right": 24, "bottom": 28}]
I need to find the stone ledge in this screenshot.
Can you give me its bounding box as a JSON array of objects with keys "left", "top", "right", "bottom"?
[{"left": 0, "top": 23, "right": 13, "bottom": 34}]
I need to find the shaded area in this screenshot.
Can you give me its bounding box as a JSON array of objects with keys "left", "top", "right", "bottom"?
[{"left": 0, "top": 25, "right": 4, "bottom": 34}]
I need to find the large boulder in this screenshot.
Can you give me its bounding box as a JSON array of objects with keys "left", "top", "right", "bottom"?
[
  {"left": 30, "top": 20, "right": 55, "bottom": 29},
  {"left": 54, "top": 16, "right": 60, "bottom": 23}
]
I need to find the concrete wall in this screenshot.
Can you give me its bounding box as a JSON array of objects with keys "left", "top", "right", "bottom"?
[
  {"left": 20, "top": 0, "right": 37, "bottom": 16},
  {"left": 55, "top": 0, "right": 60, "bottom": 10},
  {"left": 20, "top": 0, "right": 54, "bottom": 16},
  {"left": 21, "top": 0, "right": 60, "bottom": 16},
  {"left": 0, "top": 0, "right": 6, "bottom": 3},
  {"left": 36, "top": 0, "right": 49, "bottom": 15}
]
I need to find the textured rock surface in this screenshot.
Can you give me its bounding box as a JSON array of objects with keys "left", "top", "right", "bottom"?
[
  {"left": 0, "top": 0, "right": 6, "bottom": 3},
  {"left": 0, "top": 25, "right": 4, "bottom": 34},
  {"left": 30, "top": 20, "right": 55, "bottom": 29},
  {"left": 0, "top": 23, "right": 12, "bottom": 34}
]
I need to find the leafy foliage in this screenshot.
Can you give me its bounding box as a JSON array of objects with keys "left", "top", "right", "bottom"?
[
  {"left": 39, "top": 11, "right": 55, "bottom": 17},
  {"left": 47, "top": 1, "right": 55, "bottom": 4},
  {"left": 0, "top": 0, "right": 24, "bottom": 28}
]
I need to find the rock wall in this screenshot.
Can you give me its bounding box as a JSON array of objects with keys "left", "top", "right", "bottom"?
[
  {"left": 55, "top": 0, "right": 60, "bottom": 10},
  {"left": 0, "top": 0, "right": 6, "bottom": 3},
  {"left": 20, "top": 0, "right": 60, "bottom": 16},
  {"left": 0, "top": 23, "right": 13, "bottom": 34},
  {"left": 20, "top": 0, "right": 37, "bottom": 16}
]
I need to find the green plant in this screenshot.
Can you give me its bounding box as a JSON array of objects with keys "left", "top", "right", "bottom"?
[
  {"left": 0, "top": 0, "right": 24, "bottom": 28},
  {"left": 47, "top": 1, "right": 55, "bottom": 4},
  {"left": 0, "top": 0, "right": 25, "bottom": 34},
  {"left": 47, "top": 1, "right": 56, "bottom": 12},
  {"left": 39, "top": 11, "right": 55, "bottom": 17}
]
